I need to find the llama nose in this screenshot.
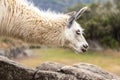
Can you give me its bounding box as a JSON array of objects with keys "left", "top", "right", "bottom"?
[{"left": 83, "top": 44, "right": 88, "bottom": 49}]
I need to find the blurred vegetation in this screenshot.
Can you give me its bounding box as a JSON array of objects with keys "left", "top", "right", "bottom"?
[
  {"left": 29, "top": 0, "right": 109, "bottom": 12},
  {"left": 67, "top": 0, "right": 120, "bottom": 49}
]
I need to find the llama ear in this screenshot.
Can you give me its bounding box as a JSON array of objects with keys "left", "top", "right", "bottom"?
[
  {"left": 67, "top": 11, "right": 76, "bottom": 16},
  {"left": 67, "top": 7, "right": 88, "bottom": 28},
  {"left": 68, "top": 16, "right": 75, "bottom": 28},
  {"left": 67, "top": 11, "right": 76, "bottom": 28},
  {"left": 75, "top": 7, "right": 88, "bottom": 20}
]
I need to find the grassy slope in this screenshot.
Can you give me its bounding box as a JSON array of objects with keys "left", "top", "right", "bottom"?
[{"left": 17, "top": 48, "right": 120, "bottom": 76}]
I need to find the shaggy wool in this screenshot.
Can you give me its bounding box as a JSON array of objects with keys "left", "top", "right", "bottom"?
[{"left": 0, "top": 0, "right": 70, "bottom": 46}]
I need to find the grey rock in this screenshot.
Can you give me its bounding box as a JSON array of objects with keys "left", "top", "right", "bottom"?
[
  {"left": 0, "top": 56, "right": 119, "bottom": 80},
  {"left": 23, "top": 49, "right": 34, "bottom": 57},
  {"left": 73, "top": 63, "right": 120, "bottom": 79},
  {"left": 0, "top": 56, "right": 35, "bottom": 80},
  {"left": 36, "top": 62, "right": 65, "bottom": 72},
  {"left": 0, "top": 45, "right": 33, "bottom": 59},
  {"left": 34, "top": 70, "right": 76, "bottom": 80},
  {"left": 59, "top": 66, "right": 105, "bottom": 80},
  {"left": 0, "top": 49, "right": 6, "bottom": 56}
]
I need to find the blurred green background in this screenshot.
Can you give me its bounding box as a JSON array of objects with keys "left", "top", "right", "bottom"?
[{"left": 0, "top": 0, "right": 120, "bottom": 76}]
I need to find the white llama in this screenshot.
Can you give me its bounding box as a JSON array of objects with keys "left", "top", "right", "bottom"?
[{"left": 0, "top": 0, "right": 88, "bottom": 53}]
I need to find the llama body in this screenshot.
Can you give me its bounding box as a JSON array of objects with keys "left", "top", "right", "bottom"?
[
  {"left": 0, "top": 0, "right": 88, "bottom": 53},
  {"left": 0, "top": 0, "right": 68, "bottom": 45}
]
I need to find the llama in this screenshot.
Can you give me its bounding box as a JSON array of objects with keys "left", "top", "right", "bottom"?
[{"left": 0, "top": 0, "right": 88, "bottom": 53}]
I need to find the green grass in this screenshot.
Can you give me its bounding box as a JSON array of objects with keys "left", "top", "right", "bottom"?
[{"left": 17, "top": 47, "right": 120, "bottom": 76}]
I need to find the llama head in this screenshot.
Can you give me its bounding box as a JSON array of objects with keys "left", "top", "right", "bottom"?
[{"left": 64, "top": 7, "right": 89, "bottom": 53}]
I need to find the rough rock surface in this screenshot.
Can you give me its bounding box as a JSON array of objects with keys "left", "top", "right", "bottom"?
[{"left": 0, "top": 56, "right": 119, "bottom": 80}]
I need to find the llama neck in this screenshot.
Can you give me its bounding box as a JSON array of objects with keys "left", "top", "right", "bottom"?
[{"left": 0, "top": 0, "right": 69, "bottom": 46}]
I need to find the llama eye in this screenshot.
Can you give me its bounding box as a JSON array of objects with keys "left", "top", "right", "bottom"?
[{"left": 76, "top": 30, "right": 81, "bottom": 35}]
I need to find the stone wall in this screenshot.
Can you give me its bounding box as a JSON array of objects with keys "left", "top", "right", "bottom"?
[
  {"left": 0, "top": 38, "right": 33, "bottom": 59},
  {"left": 0, "top": 45, "right": 33, "bottom": 59}
]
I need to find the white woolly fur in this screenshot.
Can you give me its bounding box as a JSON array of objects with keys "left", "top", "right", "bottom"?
[{"left": 0, "top": 0, "right": 70, "bottom": 46}]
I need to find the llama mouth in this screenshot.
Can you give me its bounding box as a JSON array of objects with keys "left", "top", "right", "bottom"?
[
  {"left": 67, "top": 44, "right": 87, "bottom": 53},
  {"left": 81, "top": 48, "right": 87, "bottom": 52},
  {"left": 73, "top": 47, "right": 86, "bottom": 54}
]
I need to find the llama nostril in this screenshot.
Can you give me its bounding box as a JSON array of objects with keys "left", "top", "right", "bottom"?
[
  {"left": 83, "top": 44, "right": 88, "bottom": 48},
  {"left": 86, "top": 44, "right": 89, "bottom": 48}
]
